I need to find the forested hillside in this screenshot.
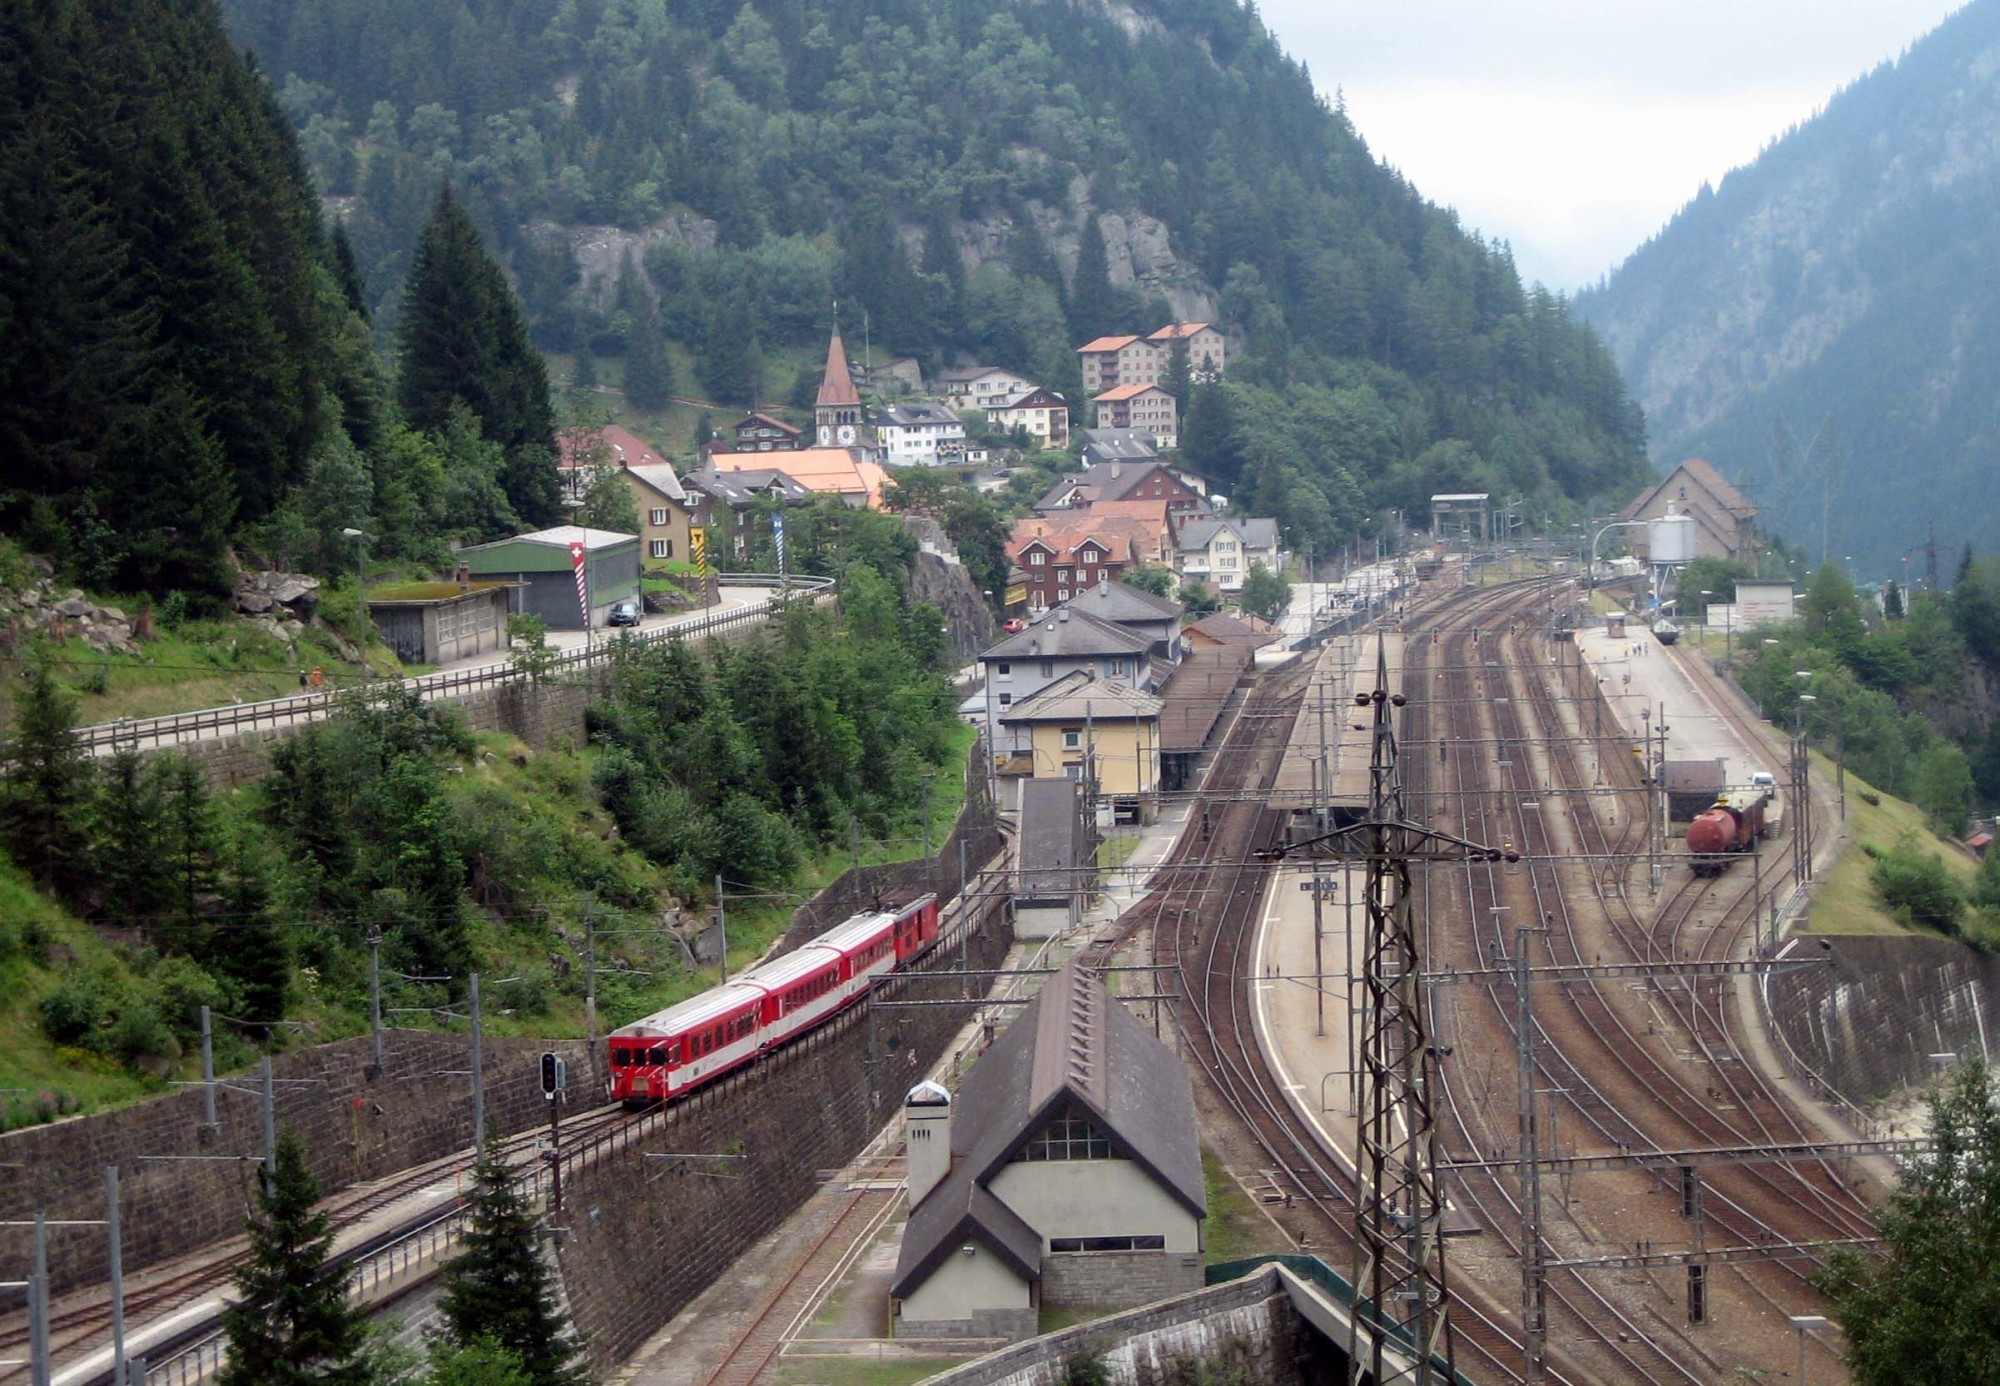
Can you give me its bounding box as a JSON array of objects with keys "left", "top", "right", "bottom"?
[
  {"left": 1577, "top": 1, "right": 2000, "bottom": 572},
  {"left": 224, "top": 0, "right": 1650, "bottom": 548}
]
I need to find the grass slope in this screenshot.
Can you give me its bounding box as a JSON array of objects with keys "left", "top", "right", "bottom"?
[{"left": 1805, "top": 752, "right": 1980, "bottom": 937}]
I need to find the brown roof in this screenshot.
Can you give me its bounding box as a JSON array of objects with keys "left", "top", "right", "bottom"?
[
  {"left": 1147, "top": 322, "right": 1211, "bottom": 341},
  {"left": 1157, "top": 643, "right": 1253, "bottom": 753},
  {"left": 1624, "top": 457, "right": 1758, "bottom": 521},
  {"left": 1184, "top": 612, "right": 1284, "bottom": 648},
  {"left": 815, "top": 331, "right": 860, "bottom": 408},
  {"left": 1006, "top": 518, "right": 1146, "bottom": 567},
  {"left": 557, "top": 423, "right": 668, "bottom": 472},
  {"left": 890, "top": 960, "right": 1203, "bottom": 1300},
  {"left": 736, "top": 411, "right": 800, "bottom": 436},
  {"left": 1077, "top": 334, "right": 1141, "bottom": 353}
]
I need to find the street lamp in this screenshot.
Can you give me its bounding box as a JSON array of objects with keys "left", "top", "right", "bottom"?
[{"left": 341, "top": 526, "right": 368, "bottom": 585}]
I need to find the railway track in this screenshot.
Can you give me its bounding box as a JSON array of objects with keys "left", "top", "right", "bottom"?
[{"left": 1409, "top": 575, "right": 1874, "bottom": 1381}]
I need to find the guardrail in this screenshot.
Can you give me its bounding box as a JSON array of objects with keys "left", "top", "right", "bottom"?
[{"left": 71, "top": 576, "right": 836, "bottom": 756}]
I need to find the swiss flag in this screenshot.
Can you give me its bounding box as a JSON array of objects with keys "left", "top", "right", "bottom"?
[{"left": 569, "top": 541, "right": 586, "bottom": 567}]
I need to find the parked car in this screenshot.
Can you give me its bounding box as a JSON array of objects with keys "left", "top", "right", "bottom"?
[
  {"left": 608, "top": 599, "right": 643, "bottom": 627},
  {"left": 1002, "top": 617, "right": 1027, "bottom": 633}
]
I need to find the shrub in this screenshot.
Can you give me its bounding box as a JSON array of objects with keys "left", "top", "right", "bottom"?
[
  {"left": 1869, "top": 843, "right": 1966, "bottom": 936},
  {"left": 111, "top": 1001, "right": 174, "bottom": 1061},
  {"left": 149, "top": 956, "right": 238, "bottom": 1034},
  {"left": 494, "top": 971, "right": 551, "bottom": 1019},
  {"left": 39, "top": 970, "right": 105, "bottom": 1046}
]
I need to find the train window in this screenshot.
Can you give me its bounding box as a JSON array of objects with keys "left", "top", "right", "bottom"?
[{"left": 649, "top": 1046, "right": 667, "bottom": 1065}]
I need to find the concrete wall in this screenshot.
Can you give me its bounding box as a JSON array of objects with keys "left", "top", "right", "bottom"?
[
  {"left": 987, "top": 1163, "right": 1201, "bottom": 1254},
  {"left": 899, "top": 1245, "right": 1035, "bottom": 1338},
  {"left": 918, "top": 1267, "right": 1313, "bottom": 1386},
  {"left": 1763, "top": 935, "right": 2000, "bottom": 1107},
  {"left": 552, "top": 903, "right": 1017, "bottom": 1376},
  {"left": 0, "top": 1032, "right": 594, "bottom": 1296}
]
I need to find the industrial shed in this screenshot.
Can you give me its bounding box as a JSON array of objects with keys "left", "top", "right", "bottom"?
[{"left": 456, "top": 526, "right": 641, "bottom": 630}]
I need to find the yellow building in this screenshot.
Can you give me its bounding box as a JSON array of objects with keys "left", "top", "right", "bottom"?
[
  {"left": 999, "top": 671, "right": 1161, "bottom": 823},
  {"left": 622, "top": 462, "right": 694, "bottom": 569}
]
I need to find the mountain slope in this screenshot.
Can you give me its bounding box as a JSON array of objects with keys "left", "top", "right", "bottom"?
[
  {"left": 223, "top": 0, "right": 1649, "bottom": 541},
  {"left": 1576, "top": 1, "right": 2000, "bottom": 571}
]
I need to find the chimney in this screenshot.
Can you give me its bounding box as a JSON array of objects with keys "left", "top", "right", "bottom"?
[
  {"left": 455, "top": 563, "right": 471, "bottom": 592},
  {"left": 905, "top": 1081, "right": 952, "bottom": 1209},
  {"left": 1057, "top": 609, "right": 1069, "bottom": 623},
  {"left": 1109, "top": 461, "right": 1121, "bottom": 480}
]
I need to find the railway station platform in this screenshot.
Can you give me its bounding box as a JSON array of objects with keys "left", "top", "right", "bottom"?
[{"left": 1575, "top": 622, "right": 1782, "bottom": 824}]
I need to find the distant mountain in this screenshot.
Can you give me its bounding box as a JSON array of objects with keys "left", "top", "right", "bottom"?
[
  {"left": 221, "top": 0, "right": 1648, "bottom": 546},
  {"left": 1576, "top": 2, "right": 2000, "bottom": 574}
]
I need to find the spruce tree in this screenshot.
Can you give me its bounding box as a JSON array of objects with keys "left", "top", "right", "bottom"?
[
  {"left": 0, "top": 654, "right": 93, "bottom": 901},
  {"left": 622, "top": 309, "right": 673, "bottom": 412},
  {"left": 328, "top": 221, "right": 370, "bottom": 321},
  {"left": 95, "top": 749, "right": 168, "bottom": 933},
  {"left": 435, "top": 1157, "right": 586, "bottom": 1386},
  {"left": 1067, "top": 215, "right": 1118, "bottom": 342},
  {"left": 397, "top": 184, "right": 559, "bottom": 526},
  {"left": 219, "top": 1132, "right": 372, "bottom": 1386},
  {"left": 698, "top": 286, "right": 760, "bottom": 410}
]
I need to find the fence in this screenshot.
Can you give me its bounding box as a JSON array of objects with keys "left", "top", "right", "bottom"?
[{"left": 70, "top": 575, "right": 835, "bottom": 756}]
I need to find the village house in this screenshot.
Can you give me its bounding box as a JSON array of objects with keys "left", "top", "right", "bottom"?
[
  {"left": 681, "top": 466, "right": 812, "bottom": 560},
  {"left": 986, "top": 387, "right": 1070, "bottom": 451},
  {"left": 1079, "top": 428, "right": 1160, "bottom": 468},
  {"left": 1008, "top": 521, "right": 1144, "bottom": 613},
  {"left": 1173, "top": 515, "right": 1282, "bottom": 594},
  {"left": 1147, "top": 321, "right": 1225, "bottom": 380},
  {"left": 622, "top": 461, "right": 693, "bottom": 570},
  {"left": 940, "top": 364, "right": 1039, "bottom": 410},
  {"left": 1089, "top": 383, "right": 1178, "bottom": 448},
  {"left": 999, "top": 672, "right": 1163, "bottom": 817},
  {"left": 873, "top": 400, "right": 968, "bottom": 467},
  {"left": 1034, "top": 459, "right": 1208, "bottom": 518},
  {"left": 1057, "top": 578, "right": 1184, "bottom": 661},
  {"left": 891, "top": 961, "right": 1204, "bottom": 1341},
  {"left": 729, "top": 411, "right": 802, "bottom": 452},
  {"left": 556, "top": 423, "right": 667, "bottom": 507},
  {"left": 976, "top": 607, "right": 1154, "bottom": 768},
  {"left": 705, "top": 447, "right": 888, "bottom": 509}
]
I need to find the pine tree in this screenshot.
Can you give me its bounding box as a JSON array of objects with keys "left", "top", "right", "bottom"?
[
  {"left": 117, "top": 376, "right": 238, "bottom": 599},
  {"left": 95, "top": 749, "right": 168, "bottom": 931},
  {"left": 622, "top": 310, "right": 673, "bottom": 412},
  {"left": 219, "top": 854, "right": 290, "bottom": 1028},
  {"left": 1885, "top": 580, "right": 1905, "bottom": 620},
  {"left": 328, "top": 221, "right": 369, "bottom": 321},
  {"left": 1162, "top": 333, "right": 1192, "bottom": 412},
  {"left": 218, "top": 1132, "right": 373, "bottom": 1386},
  {"left": 0, "top": 654, "right": 93, "bottom": 900},
  {"left": 435, "top": 1157, "right": 587, "bottom": 1386},
  {"left": 570, "top": 347, "right": 597, "bottom": 393},
  {"left": 698, "top": 285, "right": 760, "bottom": 410},
  {"left": 1067, "top": 215, "right": 1118, "bottom": 342},
  {"left": 397, "top": 184, "right": 559, "bottom": 526}
]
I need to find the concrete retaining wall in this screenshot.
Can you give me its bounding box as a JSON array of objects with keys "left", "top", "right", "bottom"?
[
  {"left": 0, "top": 1032, "right": 595, "bottom": 1295},
  {"left": 1763, "top": 935, "right": 2000, "bottom": 1108},
  {"left": 919, "top": 1267, "right": 1314, "bottom": 1386},
  {"left": 1042, "top": 1251, "right": 1207, "bottom": 1311},
  {"left": 553, "top": 902, "right": 1017, "bottom": 1376}
]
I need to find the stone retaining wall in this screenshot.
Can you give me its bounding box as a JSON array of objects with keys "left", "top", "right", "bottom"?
[
  {"left": 554, "top": 900, "right": 1017, "bottom": 1375},
  {"left": 0, "top": 1032, "right": 596, "bottom": 1295}
]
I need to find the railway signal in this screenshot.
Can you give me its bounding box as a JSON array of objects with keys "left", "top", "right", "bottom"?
[{"left": 540, "top": 1052, "right": 567, "bottom": 1099}]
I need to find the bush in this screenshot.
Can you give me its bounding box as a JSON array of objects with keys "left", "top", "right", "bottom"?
[
  {"left": 149, "top": 956, "right": 238, "bottom": 1034},
  {"left": 1868, "top": 843, "right": 1966, "bottom": 936},
  {"left": 493, "top": 971, "right": 551, "bottom": 1019},
  {"left": 111, "top": 1001, "right": 174, "bottom": 1061},
  {"left": 39, "top": 970, "right": 105, "bottom": 1046}
]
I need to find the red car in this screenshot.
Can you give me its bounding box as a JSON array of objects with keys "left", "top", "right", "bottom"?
[{"left": 1002, "top": 617, "right": 1027, "bottom": 633}]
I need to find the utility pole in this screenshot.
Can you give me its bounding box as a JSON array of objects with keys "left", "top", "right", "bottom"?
[
  {"left": 583, "top": 895, "right": 598, "bottom": 1085},
  {"left": 106, "top": 1168, "right": 126, "bottom": 1386},
  {"left": 1514, "top": 923, "right": 1550, "bottom": 1384},
  {"left": 199, "top": 1005, "right": 217, "bottom": 1131},
  {"left": 31, "top": 1212, "right": 50, "bottom": 1386},
  {"left": 367, "top": 931, "right": 384, "bottom": 1078},
  {"left": 470, "top": 974, "right": 485, "bottom": 1156},
  {"left": 261, "top": 1057, "right": 276, "bottom": 1182},
  {"left": 715, "top": 874, "right": 728, "bottom": 984}
]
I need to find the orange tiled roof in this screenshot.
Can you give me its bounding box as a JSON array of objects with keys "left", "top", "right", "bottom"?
[
  {"left": 1077, "top": 335, "right": 1141, "bottom": 354},
  {"left": 558, "top": 423, "right": 668, "bottom": 471},
  {"left": 1147, "top": 322, "right": 1211, "bottom": 341},
  {"left": 1092, "top": 382, "right": 1169, "bottom": 402},
  {"left": 712, "top": 448, "right": 886, "bottom": 509}
]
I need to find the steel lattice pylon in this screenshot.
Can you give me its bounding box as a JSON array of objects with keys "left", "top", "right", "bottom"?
[{"left": 1266, "top": 639, "right": 1513, "bottom": 1386}]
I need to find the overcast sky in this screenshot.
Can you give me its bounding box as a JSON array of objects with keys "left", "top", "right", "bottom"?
[{"left": 1257, "top": 1, "right": 1967, "bottom": 293}]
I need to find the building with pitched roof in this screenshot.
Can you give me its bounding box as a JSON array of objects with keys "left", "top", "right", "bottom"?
[
  {"left": 729, "top": 411, "right": 802, "bottom": 452},
  {"left": 1008, "top": 519, "right": 1151, "bottom": 613},
  {"left": 1147, "top": 321, "right": 1225, "bottom": 380},
  {"left": 812, "top": 329, "right": 872, "bottom": 454},
  {"left": 891, "top": 960, "right": 1204, "bottom": 1340},
  {"left": 622, "top": 462, "right": 693, "bottom": 569},
  {"left": 708, "top": 447, "right": 888, "bottom": 509},
  {"left": 978, "top": 607, "right": 1154, "bottom": 766},
  {"left": 1034, "top": 459, "right": 1207, "bottom": 516},
  {"left": 873, "top": 400, "right": 967, "bottom": 466},
  {"left": 1014, "top": 779, "right": 1093, "bottom": 939},
  {"left": 986, "top": 387, "right": 1070, "bottom": 450},
  {"left": 1620, "top": 458, "right": 1760, "bottom": 564},
  {"left": 1174, "top": 515, "right": 1282, "bottom": 593},
  {"left": 1090, "top": 383, "right": 1179, "bottom": 447},
  {"left": 1077, "top": 323, "right": 1226, "bottom": 395},
  {"left": 939, "top": 365, "right": 1038, "bottom": 410},
  {"left": 1079, "top": 428, "right": 1161, "bottom": 468},
  {"left": 1000, "top": 672, "right": 1163, "bottom": 812},
  {"left": 682, "top": 466, "right": 813, "bottom": 560},
  {"left": 556, "top": 424, "right": 670, "bottom": 506},
  {"left": 1057, "top": 576, "right": 1184, "bottom": 658}
]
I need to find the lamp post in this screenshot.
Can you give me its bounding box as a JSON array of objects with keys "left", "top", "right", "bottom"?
[{"left": 1790, "top": 1314, "right": 1829, "bottom": 1384}]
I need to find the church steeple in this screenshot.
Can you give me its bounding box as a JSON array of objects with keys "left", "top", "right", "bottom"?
[{"left": 814, "top": 326, "right": 870, "bottom": 452}]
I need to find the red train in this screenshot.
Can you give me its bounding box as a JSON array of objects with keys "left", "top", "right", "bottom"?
[
  {"left": 1686, "top": 790, "right": 1771, "bottom": 876},
  {"left": 605, "top": 894, "right": 940, "bottom": 1104}
]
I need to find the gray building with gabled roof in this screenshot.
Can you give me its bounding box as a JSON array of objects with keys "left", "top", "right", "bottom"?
[
  {"left": 891, "top": 961, "right": 1205, "bottom": 1340},
  {"left": 1014, "top": 778, "right": 1094, "bottom": 938},
  {"left": 1057, "top": 576, "right": 1184, "bottom": 658},
  {"left": 978, "top": 606, "right": 1154, "bottom": 765}
]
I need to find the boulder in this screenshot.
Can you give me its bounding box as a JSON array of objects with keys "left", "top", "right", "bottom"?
[
  {"left": 16, "top": 589, "right": 38, "bottom": 608},
  {"left": 95, "top": 604, "right": 125, "bottom": 624},
  {"left": 53, "top": 597, "right": 90, "bottom": 618},
  {"left": 236, "top": 591, "right": 275, "bottom": 614}
]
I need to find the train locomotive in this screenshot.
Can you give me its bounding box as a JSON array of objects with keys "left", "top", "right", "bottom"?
[
  {"left": 605, "top": 893, "right": 940, "bottom": 1105},
  {"left": 1686, "top": 790, "right": 1771, "bottom": 876}
]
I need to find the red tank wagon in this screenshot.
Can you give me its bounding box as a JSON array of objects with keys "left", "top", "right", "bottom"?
[{"left": 1686, "top": 790, "right": 1770, "bottom": 876}]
